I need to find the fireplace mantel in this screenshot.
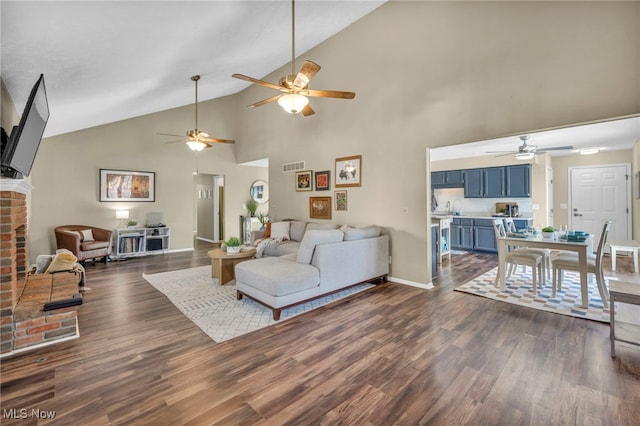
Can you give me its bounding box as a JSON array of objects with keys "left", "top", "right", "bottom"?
[{"left": 0, "top": 178, "right": 34, "bottom": 195}]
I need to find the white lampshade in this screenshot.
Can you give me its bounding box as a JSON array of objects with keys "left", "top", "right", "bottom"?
[
  {"left": 277, "top": 93, "right": 309, "bottom": 114},
  {"left": 115, "top": 210, "right": 129, "bottom": 219},
  {"left": 515, "top": 152, "right": 535, "bottom": 160},
  {"left": 186, "top": 141, "right": 207, "bottom": 151}
]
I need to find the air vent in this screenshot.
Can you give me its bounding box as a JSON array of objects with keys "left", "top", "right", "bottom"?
[{"left": 282, "top": 160, "right": 305, "bottom": 173}]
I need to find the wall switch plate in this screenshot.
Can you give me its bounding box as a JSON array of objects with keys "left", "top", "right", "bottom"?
[
  {"left": 532, "top": 203, "right": 539, "bottom": 210},
  {"left": 560, "top": 203, "right": 568, "bottom": 209}
]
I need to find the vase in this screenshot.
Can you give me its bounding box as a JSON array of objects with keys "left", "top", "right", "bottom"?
[{"left": 227, "top": 246, "right": 240, "bottom": 254}]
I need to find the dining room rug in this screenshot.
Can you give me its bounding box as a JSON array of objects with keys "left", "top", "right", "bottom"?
[
  {"left": 142, "top": 265, "right": 375, "bottom": 342},
  {"left": 455, "top": 267, "right": 611, "bottom": 322}
]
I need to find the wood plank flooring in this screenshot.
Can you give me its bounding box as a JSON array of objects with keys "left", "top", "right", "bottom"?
[{"left": 1, "top": 241, "right": 639, "bottom": 425}]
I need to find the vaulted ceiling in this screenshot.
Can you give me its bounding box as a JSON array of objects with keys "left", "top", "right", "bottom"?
[{"left": 1, "top": 1, "right": 386, "bottom": 137}]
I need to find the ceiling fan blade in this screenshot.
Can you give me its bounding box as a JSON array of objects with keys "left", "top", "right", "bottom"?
[
  {"left": 304, "top": 89, "right": 356, "bottom": 99},
  {"left": 164, "top": 139, "right": 187, "bottom": 144},
  {"left": 494, "top": 152, "right": 518, "bottom": 157},
  {"left": 232, "top": 73, "right": 284, "bottom": 91},
  {"left": 158, "top": 132, "right": 185, "bottom": 138},
  {"left": 301, "top": 104, "right": 315, "bottom": 117},
  {"left": 248, "top": 94, "right": 282, "bottom": 108},
  {"left": 293, "top": 60, "right": 321, "bottom": 89},
  {"left": 486, "top": 150, "right": 516, "bottom": 154},
  {"left": 201, "top": 137, "right": 235, "bottom": 144},
  {"left": 537, "top": 145, "right": 574, "bottom": 152}
]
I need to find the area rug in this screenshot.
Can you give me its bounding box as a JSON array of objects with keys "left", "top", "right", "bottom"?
[
  {"left": 142, "top": 266, "right": 374, "bottom": 342},
  {"left": 455, "top": 267, "right": 611, "bottom": 322}
]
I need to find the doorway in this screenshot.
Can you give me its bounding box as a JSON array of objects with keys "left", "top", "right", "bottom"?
[
  {"left": 194, "top": 173, "right": 224, "bottom": 243},
  {"left": 569, "top": 164, "right": 631, "bottom": 249}
]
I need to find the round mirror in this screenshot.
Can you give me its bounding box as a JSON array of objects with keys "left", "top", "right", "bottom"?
[{"left": 250, "top": 180, "right": 268, "bottom": 204}]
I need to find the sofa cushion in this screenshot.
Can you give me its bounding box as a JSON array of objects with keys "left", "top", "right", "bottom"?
[
  {"left": 81, "top": 240, "right": 110, "bottom": 251},
  {"left": 262, "top": 240, "right": 300, "bottom": 257},
  {"left": 296, "top": 229, "right": 344, "bottom": 264},
  {"left": 306, "top": 223, "right": 340, "bottom": 231},
  {"left": 270, "top": 221, "right": 290, "bottom": 240},
  {"left": 235, "top": 257, "right": 319, "bottom": 297},
  {"left": 340, "top": 224, "right": 381, "bottom": 241},
  {"left": 289, "top": 221, "right": 308, "bottom": 242}
]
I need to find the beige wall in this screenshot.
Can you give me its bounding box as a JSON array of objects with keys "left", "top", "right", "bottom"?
[
  {"left": 1, "top": 80, "right": 19, "bottom": 131},
  {"left": 3, "top": 1, "right": 640, "bottom": 283},
  {"left": 27, "top": 94, "right": 267, "bottom": 258}
]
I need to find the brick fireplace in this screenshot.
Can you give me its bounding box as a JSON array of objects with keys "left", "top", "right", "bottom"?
[{"left": 1, "top": 179, "right": 80, "bottom": 356}]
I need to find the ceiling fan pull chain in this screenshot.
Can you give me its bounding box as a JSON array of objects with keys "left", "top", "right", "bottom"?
[{"left": 192, "top": 75, "right": 199, "bottom": 133}]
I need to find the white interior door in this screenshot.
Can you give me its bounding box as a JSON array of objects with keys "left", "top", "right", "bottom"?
[{"left": 569, "top": 164, "right": 630, "bottom": 251}]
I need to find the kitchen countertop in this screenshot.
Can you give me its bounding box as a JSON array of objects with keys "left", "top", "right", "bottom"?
[{"left": 432, "top": 214, "right": 533, "bottom": 220}]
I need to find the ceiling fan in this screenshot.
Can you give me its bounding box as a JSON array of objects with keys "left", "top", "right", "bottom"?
[
  {"left": 486, "top": 135, "right": 574, "bottom": 159},
  {"left": 159, "top": 75, "right": 235, "bottom": 151},
  {"left": 232, "top": 0, "right": 355, "bottom": 116}
]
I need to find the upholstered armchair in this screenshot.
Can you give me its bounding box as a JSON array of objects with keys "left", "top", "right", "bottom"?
[{"left": 54, "top": 225, "right": 113, "bottom": 264}]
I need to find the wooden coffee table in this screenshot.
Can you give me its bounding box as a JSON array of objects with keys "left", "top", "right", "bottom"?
[{"left": 207, "top": 247, "right": 256, "bottom": 285}]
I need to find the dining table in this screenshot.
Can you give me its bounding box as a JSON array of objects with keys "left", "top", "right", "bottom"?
[{"left": 496, "top": 234, "right": 594, "bottom": 308}]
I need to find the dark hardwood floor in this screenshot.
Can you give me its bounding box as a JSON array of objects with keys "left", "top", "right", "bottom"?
[{"left": 1, "top": 241, "right": 639, "bottom": 425}]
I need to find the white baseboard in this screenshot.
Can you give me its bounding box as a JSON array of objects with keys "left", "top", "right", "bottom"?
[
  {"left": 389, "top": 276, "right": 434, "bottom": 290},
  {"left": 196, "top": 237, "right": 218, "bottom": 244}
]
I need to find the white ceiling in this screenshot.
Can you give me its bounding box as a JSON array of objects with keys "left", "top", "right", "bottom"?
[
  {"left": 1, "top": 0, "right": 386, "bottom": 138},
  {"left": 431, "top": 116, "right": 640, "bottom": 161}
]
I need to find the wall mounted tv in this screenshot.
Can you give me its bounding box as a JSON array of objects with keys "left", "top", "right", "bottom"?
[{"left": 1, "top": 74, "right": 50, "bottom": 179}]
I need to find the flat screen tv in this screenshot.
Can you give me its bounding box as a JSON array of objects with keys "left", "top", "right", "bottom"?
[{"left": 1, "top": 74, "right": 49, "bottom": 178}]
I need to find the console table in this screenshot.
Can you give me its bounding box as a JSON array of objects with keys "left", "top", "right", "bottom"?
[{"left": 114, "top": 227, "right": 170, "bottom": 259}]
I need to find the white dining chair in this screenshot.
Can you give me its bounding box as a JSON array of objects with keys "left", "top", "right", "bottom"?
[
  {"left": 494, "top": 219, "right": 544, "bottom": 294},
  {"left": 551, "top": 221, "right": 612, "bottom": 303},
  {"left": 504, "top": 217, "right": 552, "bottom": 281}
]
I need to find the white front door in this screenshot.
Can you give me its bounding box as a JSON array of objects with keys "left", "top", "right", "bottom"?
[{"left": 569, "top": 164, "right": 631, "bottom": 251}]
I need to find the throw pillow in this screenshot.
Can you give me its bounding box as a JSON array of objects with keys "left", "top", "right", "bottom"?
[
  {"left": 270, "top": 221, "right": 290, "bottom": 240},
  {"left": 46, "top": 250, "right": 78, "bottom": 273},
  {"left": 341, "top": 224, "right": 381, "bottom": 241},
  {"left": 289, "top": 221, "right": 308, "bottom": 242},
  {"left": 296, "top": 229, "right": 344, "bottom": 264},
  {"left": 78, "top": 229, "right": 95, "bottom": 242},
  {"left": 263, "top": 222, "right": 271, "bottom": 238}
]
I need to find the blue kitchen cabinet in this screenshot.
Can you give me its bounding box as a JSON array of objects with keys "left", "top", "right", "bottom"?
[
  {"left": 473, "top": 219, "right": 498, "bottom": 253},
  {"left": 450, "top": 223, "right": 461, "bottom": 249},
  {"left": 450, "top": 218, "right": 474, "bottom": 250},
  {"left": 432, "top": 226, "right": 438, "bottom": 278},
  {"left": 505, "top": 164, "right": 531, "bottom": 197},
  {"left": 432, "top": 170, "right": 465, "bottom": 188},
  {"left": 460, "top": 226, "right": 474, "bottom": 250},
  {"left": 463, "top": 169, "right": 484, "bottom": 198},
  {"left": 483, "top": 167, "right": 506, "bottom": 198}
]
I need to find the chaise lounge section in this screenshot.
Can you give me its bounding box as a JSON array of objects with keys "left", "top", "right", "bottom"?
[{"left": 235, "top": 224, "right": 389, "bottom": 320}]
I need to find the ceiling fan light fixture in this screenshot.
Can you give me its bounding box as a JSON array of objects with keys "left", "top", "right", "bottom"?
[
  {"left": 278, "top": 93, "right": 309, "bottom": 114},
  {"left": 515, "top": 152, "right": 535, "bottom": 160},
  {"left": 579, "top": 147, "right": 600, "bottom": 155},
  {"left": 186, "top": 140, "right": 207, "bottom": 151}
]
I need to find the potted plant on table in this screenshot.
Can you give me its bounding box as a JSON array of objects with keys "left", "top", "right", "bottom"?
[
  {"left": 126, "top": 219, "right": 138, "bottom": 229},
  {"left": 542, "top": 226, "right": 555, "bottom": 239},
  {"left": 225, "top": 236, "right": 241, "bottom": 254},
  {"left": 257, "top": 212, "right": 269, "bottom": 230}
]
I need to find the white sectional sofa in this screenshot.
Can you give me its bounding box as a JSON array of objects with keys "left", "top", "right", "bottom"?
[{"left": 235, "top": 221, "right": 389, "bottom": 320}]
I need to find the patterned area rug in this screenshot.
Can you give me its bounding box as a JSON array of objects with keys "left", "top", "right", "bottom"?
[
  {"left": 455, "top": 267, "right": 611, "bottom": 322},
  {"left": 142, "top": 266, "right": 374, "bottom": 342}
]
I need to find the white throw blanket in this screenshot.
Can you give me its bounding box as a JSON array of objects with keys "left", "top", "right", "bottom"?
[{"left": 254, "top": 237, "right": 283, "bottom": 258}]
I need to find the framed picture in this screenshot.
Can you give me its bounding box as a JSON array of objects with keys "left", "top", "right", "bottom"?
[
  {"left": 334, "top": 190, "right": 347, "bottom": 211},
  {"left": 309, "top": 196, "right": 332, "bottom": 220},
  {"left": 335, "top": 155, "right": 362, "bottom": 188},
  {"left": 100, "top": 169, "right": 155, "bottom": 202},
  {"left": 295, "top": 170, "right": 313, "bottom": 192},
  {"left": 315, "top": 170, "right": 331, "bottom": 191}
]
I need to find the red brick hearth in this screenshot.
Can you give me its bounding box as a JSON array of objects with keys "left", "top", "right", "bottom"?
[{"left": 1, "top": 180, "right": 81, "bottom": 356}]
